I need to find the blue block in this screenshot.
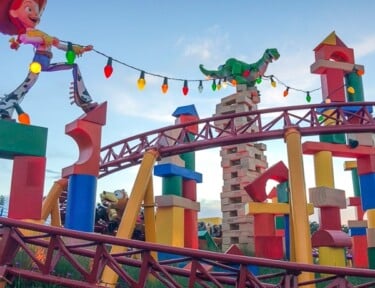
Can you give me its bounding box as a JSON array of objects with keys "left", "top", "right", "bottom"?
[
  {"left": 154, "top": 163, "right": 202, "bottom": 183},
  {"left": 65, "top": 174, "right": 97, "bottom": 232},
  {"left": 172, "top": 104, "right": 199, "bottom": 117},
  {"left": 359, "top": 173, "right": 375, "bottom": 211},
  {"left": 349, "top": 227, "right": 367, "bottom": 236}
]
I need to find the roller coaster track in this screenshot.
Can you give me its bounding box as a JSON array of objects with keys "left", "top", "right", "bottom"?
[
  {"left": 99, "top": 101, "right": 375, "bottom": 178},
  {"left": 2, "top": 102, "right": 375, "bottom": 287},
  {"left": 1, "top": 217, "right": 375, "bottom": 287}
]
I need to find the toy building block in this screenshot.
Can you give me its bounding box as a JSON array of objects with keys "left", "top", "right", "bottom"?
[
  {"left": 357, "top": 155, "right": 375, "bottom": 175},
  {"left": 303, "top": 141, "right": 374, "bottom": 158},
  {"left": 254, "top": 236, "right": 283, "bottom": 259},
  {"left": 172, "top": 104, "right": 199, "bottom": 134},
  {"left": 62, "top": 103, "right": 107, "bottom": 177},
  {"left": 154, "top": 163, "right": 202, "bottom": 183},
  {"left": 347, "top": 133, "right": 375, "bottom": 147},
  {"left": 244, "top": 161, "right": 288, "bottom": 202},
  {"left": 359, "top": 173, "right": 375, "bottom": 210},
  {"left": 309, "top": 187, "right": 346, "bottom": 208},
  {"left": 8, "top": 156, "right": 46, "bottom": 219},
  {"left": 0, "top": 120, "right": 47, "bottom": 158},
  {"left": 319, "top": 207, "right": 342, "bottom": 230},
  {"left": 352, "top": 236, "right": 368, "bottom": 268},
  {"left": 311, "top": 230, "right": 352, "bottom": 248},
  {"left": 155, "top": 195, "right": 200, "bottom": 211},
  {"left": 348, "top": 220, "right": 368, "bottom": 228}
]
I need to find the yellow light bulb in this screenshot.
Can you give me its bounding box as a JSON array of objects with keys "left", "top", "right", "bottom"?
[
  {"left": 137, "top": 78, "right": 146, "bottom": 90},
  {"left": 29, "top": 61, "right": 42, "bottom": 74},
  {"left": 347, "top": 86, "right": 355, "bottom": 94}
]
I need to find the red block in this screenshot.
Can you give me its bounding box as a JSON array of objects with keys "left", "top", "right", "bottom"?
[
  {"left": 224, "top": 244, "right": 243, "bottom": 255},
  {"left": 184, "top": 209, "right": 198, "bottom": 249},
  {"left": 62, "top": 103, "right": 107, "bottom": 178},
  {"left": 255, "top": 236, "right": 284, "bottom": 259},
  {"left": 183, "top": 179, "right": 197, "bottom": 201},
  {"left": 311, "top": 229, "right": 352, "bottom": 248},
  {"left": 357, "top": 155, "right": 375, "bottom": 175},
  {"left": 178, "top": 115, "right": 198, "bottom": 134},
  {"left": 352, "top": 235, "right": 368, "bottom": 268},
  {"left": 254, "top": 214, "right": 275, "bottom": 236},
  {"left": 319, "top": 207, "right": 341, "bottom": 230},
  {"left": 244, "top": 161, "right": 289, "bottom": 202},
  {"left": 348, "top": 196, "right": 365, "bottom": 220},
  {"left": 8, "top": 156, "right": 46, "bottom": 219},
  {"left": 313, "top": 40, "right": 354, "bottom": 63}
]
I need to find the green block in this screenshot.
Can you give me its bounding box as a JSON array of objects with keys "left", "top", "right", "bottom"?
[
  {"left": 180, "top": 151, "right": 195, "bottom": 170},
  {"left": 162, "top": 176, "right": 182, "bottom": 196},
  {"left": 319, "top": 133, "right": 346, "bottom": 144},
  {"left": 0, "top": 120, "right": 48, "bottom": 159},
  {"left": 368, "top": 247, "right": 375, "bottom": 269},
  {"left": 275, "top": 216, "right": 285, "bottom": 229},
  {"left": 345, "top": 72, "right": 364, "bottom": 102},
  {"left": 277, "top": 181, "right": 289, "bottom": 203}
]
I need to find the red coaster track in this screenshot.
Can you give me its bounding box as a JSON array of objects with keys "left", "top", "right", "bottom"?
[
  {"left": 99, "top": 102, "right": 375, "bottom": 178},
  {"left": 1, "top": 102, "right": 375, "bottom": 287}
]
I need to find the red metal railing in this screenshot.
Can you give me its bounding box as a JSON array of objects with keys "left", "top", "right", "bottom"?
[
  {"left": 99, "top": 102, "right": 375, "bottom": 178},
  {"left": 1, "top": 217, "right": 375, "bottom": 287}
]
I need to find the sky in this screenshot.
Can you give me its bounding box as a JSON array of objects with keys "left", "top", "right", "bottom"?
[{"left": 1, "top": 1, "right": 375, "bottom": 222}]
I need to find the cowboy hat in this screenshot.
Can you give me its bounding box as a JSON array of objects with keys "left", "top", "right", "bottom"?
[{"left": 0, "top": 0, "right": 47, "bottom": 35}]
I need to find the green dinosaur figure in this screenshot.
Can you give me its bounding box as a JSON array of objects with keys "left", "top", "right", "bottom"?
[{"left": 199, "top": 48, "right": 280, "bottom": 88}]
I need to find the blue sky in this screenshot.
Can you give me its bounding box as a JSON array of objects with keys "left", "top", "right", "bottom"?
[{"left": 1, "top": 1, "right": 375, "bottom": 220}]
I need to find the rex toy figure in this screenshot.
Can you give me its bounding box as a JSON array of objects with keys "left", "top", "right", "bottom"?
[{"left": 199, "top": 48, "right": 280, "bottom": 88}]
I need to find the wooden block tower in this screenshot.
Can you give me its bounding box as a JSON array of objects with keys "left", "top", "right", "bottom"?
[{"left": 214, "top": 85, "right": 268, "bottom": 252}]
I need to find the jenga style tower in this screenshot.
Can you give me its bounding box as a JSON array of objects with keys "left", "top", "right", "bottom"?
[{"left": 215, "top": 85, "right": 268, "bottom": 252}]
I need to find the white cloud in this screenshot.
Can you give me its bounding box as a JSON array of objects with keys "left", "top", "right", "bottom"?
[
  {"left": 176, "top": 26, "right": 231, "bottom": 64},
  {"left": 354, "top": 35, "right": 375, "bottom": 58}
]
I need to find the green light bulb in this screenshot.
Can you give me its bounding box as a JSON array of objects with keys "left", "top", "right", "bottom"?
[{"left": 66, "top": 42, "right": 76, "bottom": 64}]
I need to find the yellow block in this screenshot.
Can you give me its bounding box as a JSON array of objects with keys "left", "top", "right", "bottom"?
[
  {"left": 245, "top": 202, "right": 315, "bottom": 215},
  {"left": 344, "top": 160, "right": 357, "bottom": 171},
  {"left": 319, "top": 246, "right": 346, "bottom": 268},
  {"left": 156, "top": 206, "right": 184, "bottom": 247},
  {"left": 313, "top": 151, "right": 334, "bottom": 188},
  {"left": 198, "top": 217, "right": 222, "bottom": 225},
  {"left": 367, "top": 209, "right": 375, "bottom": 228}
]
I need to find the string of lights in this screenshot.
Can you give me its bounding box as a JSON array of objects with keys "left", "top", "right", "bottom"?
[{"left": 30, "top": 40, "right": 361, "bottom": 103}]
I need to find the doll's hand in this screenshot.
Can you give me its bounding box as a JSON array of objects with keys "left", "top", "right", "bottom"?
[
  {"left": 73, "top": 45, "right": 93, "bottom": 56},
  {"left": 9, "top": 37, "right": 20, "bottom": 50},
  {"left": 52, "top": 37, "right": 60, "bottom": 47}
]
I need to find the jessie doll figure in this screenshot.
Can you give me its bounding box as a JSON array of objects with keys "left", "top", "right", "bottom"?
[{"left": 0, "top": 0, "right": 97, "bottom": 119}]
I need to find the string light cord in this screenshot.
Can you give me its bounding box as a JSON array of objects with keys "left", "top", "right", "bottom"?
[{"left": 58, "top": 39, "right": 357, "bottom": 101}]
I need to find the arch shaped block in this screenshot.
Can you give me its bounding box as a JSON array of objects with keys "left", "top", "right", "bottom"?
[
  {"left": 244, "top": 161, "right": 289, "bottom": 202},
  {"left": 312, "top": 229, "right": 352, "bottom": 248},
  {"left": 62, "top": 103, "right": 107, "bottom": 177}
]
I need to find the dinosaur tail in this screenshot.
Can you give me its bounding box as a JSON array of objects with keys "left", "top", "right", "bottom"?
[{"left": 199, "top": 64, "right": 219, "bottom": 78}]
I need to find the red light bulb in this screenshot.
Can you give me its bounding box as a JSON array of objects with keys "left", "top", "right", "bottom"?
[
  {"left": 182, "top": 80, "right": 189, "bottom": 96},
  {"left": 104, "top": 57, "right": 113, "bottom": 78}
]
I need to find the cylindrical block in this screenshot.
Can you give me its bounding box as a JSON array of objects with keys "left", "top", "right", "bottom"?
[
  {"left": 345, "top": 71, "right": 364, "bottom": 102},
  {"left": 65, "top": 174, "right": 97, "bottom": 232},
  {"left": 162, "top": 176, "right": 182, "bottom": 196},
  {"left": 183, "top": 179, "right": 197, "bottom": 201}
]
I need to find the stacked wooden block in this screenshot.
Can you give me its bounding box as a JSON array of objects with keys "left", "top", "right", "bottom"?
[{"left": 215, "top": 85, "right": 268, "bottom": 252}]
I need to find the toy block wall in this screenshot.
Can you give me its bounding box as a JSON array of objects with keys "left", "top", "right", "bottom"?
[{"left": 214, "top": 85, "right": 268, "bottom": 252}]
